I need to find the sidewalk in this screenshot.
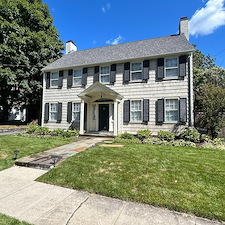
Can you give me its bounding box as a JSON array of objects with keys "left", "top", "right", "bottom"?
[{"left": 0, "top": 166, "right": 223, "bottom": 225}]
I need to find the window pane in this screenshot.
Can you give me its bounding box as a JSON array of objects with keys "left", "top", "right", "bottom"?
[
  {"left": 131, "top": 111, "right": 142, "bottom": 121},
  {"left": 50, "top": 103, "right": 57, "bottom": 111},
  {"left": 74, "top": 78, "right": 81, "bottom": 85},
  {"left": 100, "top": 67, "right": 109, "bottom": 74},
  {"left": 165, "top": 99, "right": 178, "bottom": 121},
  {"left": 166, "top": 68, "right": 178, "bottom": 77},
  {"left": 74, "top": 70, "right": 82, "bottom": 77},
  {"left": 73, "top": 103, "right": 81, "bottom": 121},
  {"left": 101, "top": 75, "right": 110, "bottom": 83},
  {"left": 51, "top": 72, "right": 58, "bottom": 79},
  {"left": 132, "top": 63, "right": 142, "bottom": 71},
  {"left": 131, "top": 72, "right": 142, "bottom": 80},
  {"left": 166, "top": 58, "right": 177, "bottom": 68},
  {"left": 51, "top": 80, "right": 58, "bottom": 86},
  {"left": 50, "top": 112, "right": 57, "bottom": 121}
]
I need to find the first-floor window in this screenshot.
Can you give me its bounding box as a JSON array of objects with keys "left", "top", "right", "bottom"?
[
  {"left": 130, "top": 100, "right": 142, "bottom": 122},
  {"left": 49, "top": 103, "right": 58, "bottom": 121},
  {"left": 73, "top": 103, "right": 81, "bottom": 121},
  {"left": 73, "top": 69, "right": 82, "bottom": 85},
  {"left": 50, "top": 72, "right": 59, "bottom": 87},
  {"left": 165, "top": 99, "right": 179, "bottom": 122},
  {"left": 100, "top": 66, "right": 110, "bottom": 83}
]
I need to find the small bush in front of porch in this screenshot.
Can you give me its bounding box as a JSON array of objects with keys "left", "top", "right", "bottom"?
[
  {"left": 119, "top": 132, "right": 134, "bottom": 139},
  {"left": 180, "top": 127, "right": 200, "bottom": 143}
]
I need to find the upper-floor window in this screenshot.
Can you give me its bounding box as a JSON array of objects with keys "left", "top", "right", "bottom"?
[
  {"left": 73, "top": 69, "right": 82, "bottom": 85},
  {"left": 49, "top": 103, "right": 58, "bottom": 121},
  {"left": 165, "top": 58, "right": 178, "bottom": 77},
  {"left": 73, "top": 103, "right": 81, "bottom": 121},
  {"left": 165, "top": 99, "right": 179, "bottom": 122},
  {"left": 130, "top": 100, "right": 142, "bottom": 122},
  {"left": 100, "top": 66, "right": 110, "bottom": 83},
  {"left": 131, "top": 62, "right": 142, "bottom": 80},
  {"left": 50, "top": 72, "right": 59, "bottom": 87}
]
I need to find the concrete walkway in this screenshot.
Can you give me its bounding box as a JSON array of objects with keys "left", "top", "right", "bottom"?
[{"left": 0, "top": 166, "right": 223, "bottom": 225}]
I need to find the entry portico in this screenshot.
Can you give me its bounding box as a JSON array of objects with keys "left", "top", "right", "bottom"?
[{"left": 78, "top": 82, "right": 123, "bottom": 136}]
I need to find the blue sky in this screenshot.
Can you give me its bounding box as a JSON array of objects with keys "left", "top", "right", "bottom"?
[{"left": 43, "top": 0, "right": 225, "bottom": 68}]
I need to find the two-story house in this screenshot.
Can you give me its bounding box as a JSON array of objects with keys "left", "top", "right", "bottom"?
[{"left": 42, "top": 17, "right": 194, "bottom": 136}]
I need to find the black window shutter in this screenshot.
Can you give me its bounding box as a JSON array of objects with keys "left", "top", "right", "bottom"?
[
  {"left": 179, "top": 98, "right": 187, "bottom": 123},
  {"left": 110, "top": 64, "right": 116, "bottom": 83},
  {"left": 157, "top": 99, "right": 164, "bottom": 123},
  {"left": 143, "top": 99, "right": 149, "bottom": 122},
  {"left": 179, "top": 55, "right": 187, "bottom": 78},
  {"left": 93, "top": 66, "right": 99, "bottom": 83},
  {"left": 142, "top": 60, "right": 150, "bottom": 80},
  {"left": 67, "top": 69, "right": 73, "bottom": 88},
  {"left": 58, "top": 71, "right": 64, "bottom": 88},
  {"left": 123, "top": 62, "right": 130, "bottom": 83},
  {"left": 67, "top": 102, "right": 72, "bottom": 123},
  {"left": 157, "top": 58, "right": 164, "bottom": 79},
  {"left": 82, "top": 68, "right": 87, "bottom": 86},
  {"left": 123, "top": 100, "right": 130, "bottom": 122},
  {"left": 44, "top": 103, "right": 49, "bottom": 122},
  {"left": 46, "top": 72, "right": 50, "bottom": 89},
  {"left": 57, "top": 103, "right": 62, "bottom": 123}
]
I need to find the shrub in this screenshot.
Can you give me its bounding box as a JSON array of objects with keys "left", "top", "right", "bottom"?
[
  {"left": 180, "top": 127, "right": 200, "bottom": 143},
  {"left": 200, "top": 134, "right": 210, "bottom": 142},
  {"left": 143, "top": 138, "right": 169, "bottom": 145},
  {"left": 114, "top": 137, "right": 141, "bottom": 144},
  {"left": 26, "top": 125, "right": 50, "bottom": 135},
  {"left": 158, "top": 130, "right": 175, "bottom": 141},
  {"left": 51, "top": 129, "right": 65, "bottom": 136},
  {"left": 137, "top": 130, "right": 152, "bottom": 140},
  {"left": 169, "top": 140, "right": 196, "bottom": 147},
  {"left": 201, "top": 142, "right": 225, "bottom": 150},
  {"left": 119, "top": 132, "right": 134, "bottom": 139}
]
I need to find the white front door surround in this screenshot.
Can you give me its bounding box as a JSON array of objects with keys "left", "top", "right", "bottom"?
[{"left": 78, "top": 82, "right": 122, "bottom": 136}]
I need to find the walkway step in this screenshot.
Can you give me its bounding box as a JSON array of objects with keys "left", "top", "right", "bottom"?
[{"left": 15, "top": 136, "right": 114, "bottom": 170}]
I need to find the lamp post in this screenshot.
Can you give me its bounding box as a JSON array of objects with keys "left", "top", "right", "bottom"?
[{"left": 13, "top": 150, "right": 20, "bottom": 160}]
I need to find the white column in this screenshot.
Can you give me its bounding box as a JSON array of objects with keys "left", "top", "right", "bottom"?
[
  {"left": 80, "top": 100, "right": 85, "bottom": 134},
  {"left": 113, "top": 101, "right": 118, "bottom": 136},
  {"left": 189, "top": 53, "right": 194, "bottom": 127}
]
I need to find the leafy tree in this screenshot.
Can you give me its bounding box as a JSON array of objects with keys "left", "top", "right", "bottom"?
[
  {"left": 193, "top": 46, "right": 225, "bottom": 137},
  {"left": 0, "top": 0, "right": 64, "bottom": 122},
  {"left": 197, "top": 83, "right": 225, "bottom": 138}
]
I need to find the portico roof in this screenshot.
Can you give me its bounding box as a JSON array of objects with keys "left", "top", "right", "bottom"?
[{"left": 78, "top": 82, "right": 123, "bottom": 102}]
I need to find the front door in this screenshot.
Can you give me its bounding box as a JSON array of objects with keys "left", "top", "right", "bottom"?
[{"left": 99, "top": 104, "right": 109, "bottom": 131}]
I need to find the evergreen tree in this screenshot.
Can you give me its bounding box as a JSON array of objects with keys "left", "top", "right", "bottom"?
[{"left": 0, "top": 0, "right": 64, "bottom": 122}]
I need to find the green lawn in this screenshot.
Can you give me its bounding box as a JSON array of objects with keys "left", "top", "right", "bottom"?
[
  {"left": 0, "top": 213, "right": 31, "bottom": 225},
  {"left": 38, "top": 144, "right": 225, "bottom": 222},
  {"left": 0, "top": 135, "right": 71, "bottom": 171}
]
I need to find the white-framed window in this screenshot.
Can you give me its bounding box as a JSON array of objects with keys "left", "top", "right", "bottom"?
[
  {"left": 165, "top": 58, "right": 178, "bottom": 77},
  {"left": 50, "top": 72, "right": 59, "bottom": 87},
  {"left": 130, "top": 100, "right": 142, "bottom": 122},
  {"left": 165, "top": 99, "right": 179, "bottom": 122},
  {"left": 72, "top": 103, "right": 81, "bottom": 121},
  {"left": 131, "top": 62, "right": 142, "bottom": 80},
  {"left": 100, "top": 66, "right": 110, "bottom": 83},
  {"left": 49, "top": 103, "right": 58, "bottom": 121},
  {"left": 73, "top": 69, "right": 82, "bottom": 85}
]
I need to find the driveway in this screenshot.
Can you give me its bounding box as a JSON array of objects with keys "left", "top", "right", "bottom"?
[{"left": 0, "top": 166, "right": 223, "bottom": 225}]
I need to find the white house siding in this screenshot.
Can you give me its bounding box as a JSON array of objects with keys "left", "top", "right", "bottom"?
[{"left": 43, "top": 55, "right": 191, "bottom": 135}]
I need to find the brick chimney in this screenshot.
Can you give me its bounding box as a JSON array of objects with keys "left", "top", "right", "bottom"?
[
  {"left": 66, "top": 40, "right": 77, "bottom": 54},
  {"left": 179, "top": 17, "right": 189, "bottom": 40}
]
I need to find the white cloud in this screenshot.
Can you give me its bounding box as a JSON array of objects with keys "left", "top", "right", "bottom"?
[
  {"left": 102, "top": 3, "right": 111, "bottom": 13},
  {"left": 189, "top": 0, "right": 225, "bottom": 36},
  {"left": 106, "top": 35, "right": 124, "bottom": 45}
]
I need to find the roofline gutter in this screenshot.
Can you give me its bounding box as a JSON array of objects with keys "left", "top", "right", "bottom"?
[{"left": 41, "top": 49, "right": 194, "bottom": 72}]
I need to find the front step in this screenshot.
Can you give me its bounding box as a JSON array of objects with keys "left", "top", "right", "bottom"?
[{"left": 15, "top": 155, "right": 63, "bottom": 170}]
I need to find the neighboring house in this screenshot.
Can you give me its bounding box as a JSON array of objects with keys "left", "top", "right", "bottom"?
[{"left": 42, "top": 17, "right": 194, "bottom": 136}]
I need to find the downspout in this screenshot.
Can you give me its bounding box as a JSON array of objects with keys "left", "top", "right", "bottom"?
[
  {"left": 188, "top": 53, "right": 194, "bottom": 127},
  {"left": 41, "top": 71, "right": 45, "bottom": 127}
]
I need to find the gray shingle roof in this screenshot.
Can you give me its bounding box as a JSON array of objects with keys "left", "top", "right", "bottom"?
[{"left": 42, "top": 34, "right": 194, "bottom": 71}]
